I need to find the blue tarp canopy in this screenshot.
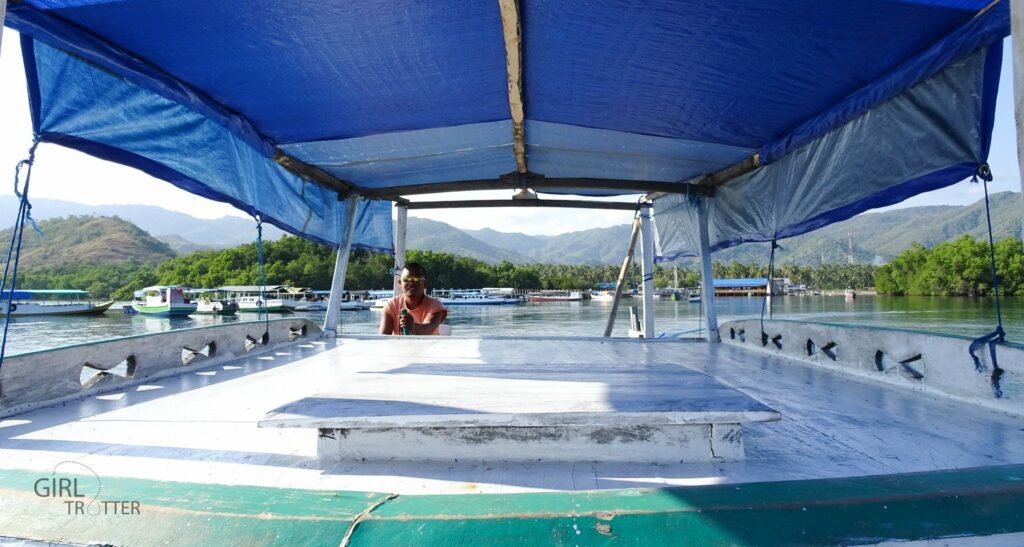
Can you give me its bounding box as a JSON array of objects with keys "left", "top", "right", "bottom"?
[{"left": 2, "top": 1, "right": 1010, "bottom": 255}]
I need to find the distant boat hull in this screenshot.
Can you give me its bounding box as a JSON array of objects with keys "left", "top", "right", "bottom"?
[
  {"left": 440, "top": 298, "right": 518, "bottom": 306},
  {"left": 0, "top": 300, "right": 114, "bottom": 317},
  {"left": 236, "top": 297, "right": 291, "bottom": 313},
  {"left": 293, "top": 301, "right": 369, "bottom": 311},
  {"left": 528, "top": 290, "right": 585, "bottom": 305},
  {"left": 194, "top": 300, "right": 238, "bottom": 315},
  {"left": 131, "top": 303, "right": 196, "bottom": 317}
]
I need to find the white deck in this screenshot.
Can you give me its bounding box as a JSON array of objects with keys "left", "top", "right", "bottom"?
[{"left": 1, "top": 336, "right": 1022, "bottom": 494}]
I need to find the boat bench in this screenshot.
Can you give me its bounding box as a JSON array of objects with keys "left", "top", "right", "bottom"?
[{"left": 259, "top": 361, "right": 780, "bottom": 465}]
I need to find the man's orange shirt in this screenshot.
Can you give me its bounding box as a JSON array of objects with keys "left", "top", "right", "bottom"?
[{"left": 382, "top": 295, "right": 447, "bottom": 335}]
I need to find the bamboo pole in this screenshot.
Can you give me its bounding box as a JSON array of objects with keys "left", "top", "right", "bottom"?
[{"left": 604, "top": 215, "right": 642, "bottom": 337}]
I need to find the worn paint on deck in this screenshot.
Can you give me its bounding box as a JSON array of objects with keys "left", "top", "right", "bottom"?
[{"left": 1, "top": 465, "right": 1023, "bottom": 545}]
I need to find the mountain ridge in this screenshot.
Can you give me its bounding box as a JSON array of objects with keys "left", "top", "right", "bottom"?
[{"left": 1, "top": 193, "right": 1018, "bottom": 267}]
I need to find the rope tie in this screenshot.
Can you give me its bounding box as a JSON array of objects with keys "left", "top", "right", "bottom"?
[
  {"left": 760, "top": 235, "right": 780, "bottom": 346},
  {"left": 967, "top": 171, "right": 1006, "bottom": 397},
  {"left": 0, "top": 138, "right": 42, "bottom": 370},
  {"left": 254, "top": 215, "right": 270, "bottom": 335}
]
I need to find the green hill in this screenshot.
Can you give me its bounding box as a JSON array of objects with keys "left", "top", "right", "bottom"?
[{"left": 0, "top": 215, "right": 176, "bottom": 269}]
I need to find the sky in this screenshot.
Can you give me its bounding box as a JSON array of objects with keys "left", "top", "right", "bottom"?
[{"left": 0, "top": 28, "right": 1020, "bottom": 236}]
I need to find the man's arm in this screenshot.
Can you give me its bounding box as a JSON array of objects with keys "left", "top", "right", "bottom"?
[
  {"left": 411, "top": 312, "right": 445, "bottom": 335},
  {"left": 379, "top": 311, "right": 395, "bottom": 335}
]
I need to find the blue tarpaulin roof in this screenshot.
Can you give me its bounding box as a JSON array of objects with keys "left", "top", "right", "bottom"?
[{"left": 3, "top": 1, "right": 1010, "bottom": 253}]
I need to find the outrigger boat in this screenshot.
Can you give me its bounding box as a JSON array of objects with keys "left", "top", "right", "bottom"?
[
  {"left": 130, "top": 285, "right": 196, "bottom": 317},
  {"left": 1, "top": 1, "right": 1023, "bottom": 544},
  {"left": 0, "top": 289, "right": 113, "bottom": 316}
]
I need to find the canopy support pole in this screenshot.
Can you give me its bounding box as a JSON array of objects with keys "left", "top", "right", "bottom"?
[
  {"left": 604, "top": 216, "right": 641, "bottom": 337},
  {"left": 1013, "top": 0, "right": 1024, "bottom": 245},
  {"left": 323, "top": 196, "right": 359, "bottom": 337},
  {"left": 393, "top": 205, "right": 408, "bottom": 296},
  {"left": 1, "top": 1, "right": 7, "bottom": 55},
  {"left": 639, "top": 203, "right": 656, "bottom": 338},
  {"left": 697, "top": 198, "right": 720, "bottom": 342}
]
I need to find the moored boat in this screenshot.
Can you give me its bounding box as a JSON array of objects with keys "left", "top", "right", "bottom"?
[
  {"left": 220, "top": 285, "right": 292, "bottom": 313},
  {"left": 0, "top": 289, "right": 114, "bottom": 316},
  {"left": 131, "top": 285, "right": 197, "bottom": 317},
  {"left": 191, "top": 289, "right": 238, "bottom": 315},
  {"left": 433, "top": 289, "right": 518, "bottom": 305},
  {"left": 591, "top": 290, "right": 615, "bottom": 302},
  {"left": 526, "top": 290, "right": 584, "bottom": 302}
]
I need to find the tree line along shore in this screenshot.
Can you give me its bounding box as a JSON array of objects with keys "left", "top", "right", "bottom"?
[{"left": 10, "top": 234, "right": 1022, "bottom": 300}]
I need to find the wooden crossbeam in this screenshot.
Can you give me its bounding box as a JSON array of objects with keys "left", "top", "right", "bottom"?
[{"left": 362, "top": 173, "right": 711, "bottom": 199}]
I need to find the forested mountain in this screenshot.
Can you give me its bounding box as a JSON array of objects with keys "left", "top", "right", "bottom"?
[
  {"left": 412, "top": 192, "right": 1022, "bottom": 266},
  {"left": 0, "top": 196, "right": 285, "bottom": 249},
  {"left": 0, "top": 215, "right": 174, "bottom": 268},
  {"left": 1, "top": 192, "right": 1019, "bottom": 266}
]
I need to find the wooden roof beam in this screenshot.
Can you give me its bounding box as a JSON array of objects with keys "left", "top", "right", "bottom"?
[
  {"left": 273, "top": 150, "right": 356, "bottom": 196},
  {"left": 498, "top": 0, "right": 527, "bottom": 174}
]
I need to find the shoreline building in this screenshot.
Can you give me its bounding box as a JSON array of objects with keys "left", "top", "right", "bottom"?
[{"left": 714, "top": 278, "right": 785, "bottom": 297}]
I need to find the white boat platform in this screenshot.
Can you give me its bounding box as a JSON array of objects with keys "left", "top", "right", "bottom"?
[
  {"left": 2, "top": 334, "right": 1022, "bottom": 495},
  {"left": 260, "top": 351, "right": 780, "bottom": 465}
]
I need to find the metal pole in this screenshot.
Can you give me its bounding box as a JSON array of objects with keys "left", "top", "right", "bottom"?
[
  {"left": 323, "top": 196, "right": 359, "bottom": 337},
  {"left": 1013, "top": 0, "right": 1024, "bottom": 245},
  {"left": 393, "top": 205, "right": 408, "bottom": 296},
  {"left": 697, "top": 197, "right": 720, "bottom": 342},
  {"left": 1, "top": 1, "right": 7, "bottom": 55},
  {"left": 603, "top": 216, "right": 641, "bottom": 337},
  {"left": 639, "top": 203, "right": 656, "bottom": 338}
]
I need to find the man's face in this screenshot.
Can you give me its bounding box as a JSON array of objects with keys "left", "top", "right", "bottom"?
[{"left": 401, "top": 268, "right": 426, "bottom": 298}]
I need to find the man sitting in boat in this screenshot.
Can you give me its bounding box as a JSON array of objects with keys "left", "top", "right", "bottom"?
[{"left": 379, "top": 263, "right": 447, "bottom": 336}]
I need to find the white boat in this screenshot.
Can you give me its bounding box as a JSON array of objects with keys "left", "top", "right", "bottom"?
[
  {"left": 0, "top": 289, "right": 114, "bottom": 316},
  {"left": 130, "top": 285, "right": 197, "bottom": 317},
  {"left": 591, "top": 290, "right": 615, "bottom": 302},
  {"left": 219, "top": 285, "right": 292, "bottom": 313},
  {"left": 190, "top": 289, "right": 238, "bottom": 315},
  {"left": 526, "top": 290, "right": 584, "bottom": 302},
  {"left": 434, "top": 289, "right": 518, "bottom": 305},
  {"left": 367, "top": 289, "right": 395, "bottom": 309}
]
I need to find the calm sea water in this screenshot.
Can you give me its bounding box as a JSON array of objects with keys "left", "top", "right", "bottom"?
[{"left": 2, "top": 295, "right": 1021, "bottom": 356}]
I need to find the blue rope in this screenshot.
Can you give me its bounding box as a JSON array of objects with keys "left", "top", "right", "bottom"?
[
  {"left": 254, "top": 215, "right": 270, "bottom": 335},
  {"left": 0, "top": 139, "right": 41, "bottom": 370},
  {"left": 968, "top": 168, "right": 1006, "bottom": 397}
]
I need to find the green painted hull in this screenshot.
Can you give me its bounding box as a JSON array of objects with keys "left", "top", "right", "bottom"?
[
  {"left": 0, "top": 465, "right": 1022, "bottom": 545},
  {"left": 132, "top": 304, "right": 196, "bottom": 316}
]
